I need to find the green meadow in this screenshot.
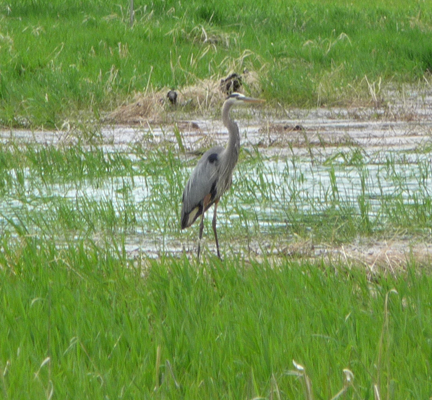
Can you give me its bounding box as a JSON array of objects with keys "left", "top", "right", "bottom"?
[
  {"left": 1, "top": 0, "right": 432, "bottom": 127},
  {"left": 1, "top": 1, "right": 432, "bottom": 399},
  {"left": 2, "top": 241, "right": 432, "bottom": 399}
]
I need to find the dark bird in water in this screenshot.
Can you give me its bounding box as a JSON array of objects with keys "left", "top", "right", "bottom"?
[
  {"left": 167, "top": 90, "right": 178, "bottom": 105},
  {"left": 180, "top": 93, "right": 265, "bottom": 259}
]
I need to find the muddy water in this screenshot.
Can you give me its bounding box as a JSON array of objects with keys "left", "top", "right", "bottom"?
[{"left": 1, "top": 93, "right": 432, "bottom": 262}]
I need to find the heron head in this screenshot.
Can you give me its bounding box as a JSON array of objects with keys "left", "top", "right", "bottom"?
[{"left": 225, "top": 92, "right": 265, "bottom": 105}]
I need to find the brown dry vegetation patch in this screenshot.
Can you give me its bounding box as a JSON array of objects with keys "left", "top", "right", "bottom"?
[
  {"left": 278, "top": 238, "right": 432, "bottom": 276},
  {"left": 335, "top": 241, "right": 432, "bottom": 273},
  {"left": 107, "top": 71, "right": 262, "bottom": 125}
]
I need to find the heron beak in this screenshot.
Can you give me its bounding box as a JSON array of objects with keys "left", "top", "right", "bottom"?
[{"left": 241, "top": 96, "right": 266, "bottom": 104}]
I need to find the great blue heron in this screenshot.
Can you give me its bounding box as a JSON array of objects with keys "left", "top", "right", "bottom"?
[{"left": 181, "top": 92, "right": 265, "bottom": 259}]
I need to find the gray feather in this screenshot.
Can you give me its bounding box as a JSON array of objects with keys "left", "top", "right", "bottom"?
[{"left": 181, "top": 146, "right": 224, "bottom": 228}]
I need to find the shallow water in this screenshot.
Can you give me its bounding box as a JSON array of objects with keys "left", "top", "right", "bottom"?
[{"left": 1, "top": 95, "right": 432, "bottom": 259}]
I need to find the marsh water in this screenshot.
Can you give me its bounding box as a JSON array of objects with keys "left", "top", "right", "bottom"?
[{"left": 1, "top": 90, "right": 432, "bottom": 263}]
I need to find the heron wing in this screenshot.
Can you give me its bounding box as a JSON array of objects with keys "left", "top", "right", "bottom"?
[{"left": 181, "top": 146, "right": 224, "bottom": 229}]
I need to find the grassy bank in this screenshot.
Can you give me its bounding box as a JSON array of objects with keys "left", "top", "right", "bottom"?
[
  {"left": 1, "top": 237, "right": 431, "bottom": 399},
  {"left": 1, "top": 0, "right": 432, "bottom": 127}
]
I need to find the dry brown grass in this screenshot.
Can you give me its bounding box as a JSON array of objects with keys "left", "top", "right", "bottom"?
[
  {"left": 259, "top": 236, "right": 432, "bottom": 278},
  {"left": 106, "top": 71, "right": 262, "bottom": 125}
]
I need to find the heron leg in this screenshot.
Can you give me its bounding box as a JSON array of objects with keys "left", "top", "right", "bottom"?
[
  {"left": 197, "top": 194, "right": 211, "bottom": 260},
  {"left": 212, "top": 199, "right": 221, "bottom": 259}
]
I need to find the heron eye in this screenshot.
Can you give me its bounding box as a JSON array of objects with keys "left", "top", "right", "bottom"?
[{"left": 207, "top": 153, "right": 218, "bottom": 163}]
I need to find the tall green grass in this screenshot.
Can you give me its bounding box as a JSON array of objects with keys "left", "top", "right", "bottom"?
[
  {"left": 1, "top": 236, "right": 431, "bottom": 399},
  {"left": 1, "top": 0, "right": 432, "bottom": 126}
]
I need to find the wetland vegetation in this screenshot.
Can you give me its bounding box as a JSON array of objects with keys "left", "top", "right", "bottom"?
[
  {"left": 1, "top": 0, "right": 432, "bottom": 399},
  {"left": 1, "top": 0, "right": 432, "bottom": 127}
]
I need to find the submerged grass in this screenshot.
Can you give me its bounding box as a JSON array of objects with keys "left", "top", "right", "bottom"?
[
  {"left": 0, "top": 237, "right": 431, "bottom": 399},
  {"left": 1, "top": 0, "right": 432, "bottom": 127},
  {"left": 0, "top": 143, "right": 135, "bottom": 186},
  {"left": 0, "top": 140, "right": 431, "bottom": 251}
]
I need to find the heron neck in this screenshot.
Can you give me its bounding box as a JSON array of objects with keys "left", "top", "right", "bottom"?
[{"left": 222, "top": 102, "right": 240, "bottom": 165}]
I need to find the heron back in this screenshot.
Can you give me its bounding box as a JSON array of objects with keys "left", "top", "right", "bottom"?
[{"left": 181, "top": 146, "right": 228, "bottom": 229}]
